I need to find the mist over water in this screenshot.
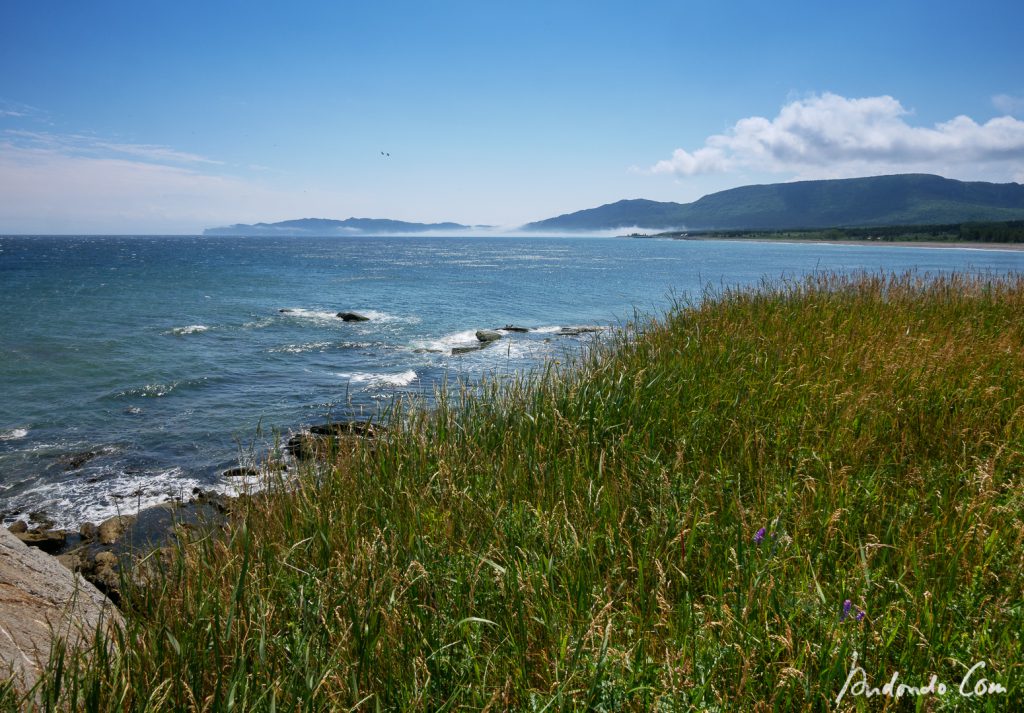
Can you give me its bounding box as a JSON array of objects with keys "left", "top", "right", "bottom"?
[{"left": 2, "top": 234, "right": 1022, "bottom": 527}]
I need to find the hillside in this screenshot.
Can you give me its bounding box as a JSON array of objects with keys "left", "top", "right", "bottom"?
[
  {"left": 204, "top": 217, "right": 471, "bottom": 236},
  {"left": 524, "top": 174, "right": 1024, "bottom": 232}
]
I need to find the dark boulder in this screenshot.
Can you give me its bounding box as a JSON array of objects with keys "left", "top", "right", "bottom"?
[
  {"left": 287, "top": 421, "right": 384, "bottom": 461},
  {"left": 221, "top": 465, "right": 259, "bottom": 478},
  {"left": 13, "top": 528, "right": 67, "bottom": 554},
  {"left": 557, "top": 325, "right": 605, "bottom": 336},
  {"left": 475, "top": 330, "right": 503, "bottom": 342},
  {"left": 337, "top": 312, "right": 370, "bottom": 322},
  {"left": 60, "top": 449, "right": 100, "bottom": 470},
  {"left": 500, "top": 325, "right": 531, "bottom": 333},
  {"left": 452, "top": 344, "right": 486, "bottom": 355}
]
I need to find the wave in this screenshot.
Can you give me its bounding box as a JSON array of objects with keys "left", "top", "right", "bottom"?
[
  {"left": 0, "top": 428, "right": 28, "bottom": 441},
  {"left": 277, "top": 307, "right": 407, "bottom": 325},
  {"left": 167, "top": 325, "right": 209, "bottom": 335},
  {"left": 269, "top": 341, "right": 334, "bottom": 354},
  {"left": 335, "top": 369, "right": 419, "bottom": 388},
  {"left": 410, "top": 329, "right": 481, "bottom": 353},
  {"left": 112, "top": 377, "right": 210, "bottom": 399},
  {"left": 4, "top": 466, "right": 202, "bottom": 530}
]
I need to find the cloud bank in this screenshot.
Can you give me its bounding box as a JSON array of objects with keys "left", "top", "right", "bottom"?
[
  {"left": 650, "top": 93, "right": 1024, "bottom": 183},
  {"left": 0, "top": 131, "right": 341, "bottom": 234}
]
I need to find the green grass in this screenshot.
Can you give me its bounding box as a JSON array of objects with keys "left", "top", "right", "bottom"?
[{"left": 13, "top": 272, "right": 1024, "bottom": 711}]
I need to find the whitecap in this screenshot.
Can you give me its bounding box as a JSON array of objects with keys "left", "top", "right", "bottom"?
[
  {"left": 6, "top": 466, "right": 202, "bottom": 529},
  {"left": 0, "top": 428, "right": 28, "bottom": 441},
  {"left": 168, "top": 325, "right": 209, "bottom": 335},
  {"left": 410, "top": 329, "right": 480, "bottom": 352},
  {"left": 335, "top": 369, "right": 418, "bottom": 388},
  {"left": 269, "top": 341, "right": 333, "bottom": 354}
]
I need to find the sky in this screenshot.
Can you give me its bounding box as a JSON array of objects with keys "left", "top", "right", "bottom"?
[{"left": 1, "top": 0, "right": 1023, "bottom": 234}]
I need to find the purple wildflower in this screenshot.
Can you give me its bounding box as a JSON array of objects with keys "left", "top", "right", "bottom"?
[
  {"left": 856, "top": 609, "right": 865, "bottom": 622},
  {"left": 753, "top": 527, "right": 766, "bottom": 545},
  {"left": 841, "top": 599, "right": 853, "bottom": 621}
]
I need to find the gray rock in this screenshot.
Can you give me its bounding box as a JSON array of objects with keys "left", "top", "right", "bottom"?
[
  {"left": 337, "top": 312, "right": 370, "bottom": 322},
  {"left": 499, "top": 325, "right": 531, "bottom": 333},
  {"left": 475, "top": 329, "right": 503, "bottom": 342},
  {"left": 452, "top": 344, "right": 486, "bottom": 355},
  {"left": 557, "top": 325, "right": 605, "bottom": 336},
  {"left": 0, "top": 528, "right": 122, "bottom": 694}
]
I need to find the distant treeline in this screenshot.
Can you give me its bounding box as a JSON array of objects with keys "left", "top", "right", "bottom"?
[{"left": 653, "top": 220, "right": 1024, "bottom": 243}]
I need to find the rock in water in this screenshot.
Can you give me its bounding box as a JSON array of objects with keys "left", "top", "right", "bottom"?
[
  {"left": 475, "top": 329, "right": 503, "bottom": 342},
  {"left": 221, "top": 465, "right": 259, "bottom": 478},
  {"left": 337, "top": 312, "right": 370, "bottom": 322},
  {"left": 0, "top": 528, "right": 122, "bottom": 694},
  {"left": 97, "top": 515, "right": 136, "bottom": 545},
  {"left": 286, "top": 421, "right": 384, "bottom": 460},
  {"left": 500, "top": 325, "right": 531, "bottom": 333},
  {"left": 557, "top": 325, "right": 605, "bottom": 336},
  {"left": 59, "top": 449, "right": 100, "bottom": 470}
]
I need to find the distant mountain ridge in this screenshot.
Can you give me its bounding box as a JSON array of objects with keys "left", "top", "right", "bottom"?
[
  {"left": 204, "top": 217, "right": 471, "bottom": 236},
  {"left": 524, "top": 174, "right": 1024, "bottom": 232}
]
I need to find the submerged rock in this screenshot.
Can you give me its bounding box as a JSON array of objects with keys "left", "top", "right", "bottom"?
[
  {"left": 337, "top": 312, "right": 370, "bottom": 322},
  {"left": 452, "top": 344, "right": 486, "bottom": 355},
  {"left": 475, "top": 329, "right": 503, "bottom": 342},
  {"left": 60, "top": 449, "right": 100, "bottom": 471},
  {"left": 278, "top": 308, "right": 294, "bottom": 313},
  {"left": 499, "top": 325, "right": 531, "bottom": 333}
]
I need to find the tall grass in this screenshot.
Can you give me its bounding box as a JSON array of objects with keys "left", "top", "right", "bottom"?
[{"left": 18, "top": 272, "right": 1024, "bottom": 711}]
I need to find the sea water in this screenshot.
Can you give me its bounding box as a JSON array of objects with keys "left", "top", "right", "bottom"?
[{"left": 1, "top": 234, "right": 1021, "bottom": 527}]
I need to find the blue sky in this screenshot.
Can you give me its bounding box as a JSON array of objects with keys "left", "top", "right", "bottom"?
[{"left": 2, "top": 1, "right": 1023, "bottom": 233}]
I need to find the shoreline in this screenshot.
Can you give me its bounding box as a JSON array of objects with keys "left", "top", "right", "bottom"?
[{"left": 654, "top": 236, "right": 1024, "bottom": 252}]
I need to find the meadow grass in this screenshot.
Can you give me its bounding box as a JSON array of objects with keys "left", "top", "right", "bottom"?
[{"left": 10, "top": 271, "right": 1024, "bottom": 711}]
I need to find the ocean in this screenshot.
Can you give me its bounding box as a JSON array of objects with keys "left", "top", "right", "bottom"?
[{"left": 2, "top": 234, "right": 1022, "bottom": 528}]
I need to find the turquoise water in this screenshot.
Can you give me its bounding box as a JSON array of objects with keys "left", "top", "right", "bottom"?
[{"left": 1, "top": 235, "right": 1022, "bottom": 527}]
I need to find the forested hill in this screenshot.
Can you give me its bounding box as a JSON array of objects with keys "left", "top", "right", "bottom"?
[
  {"left": 524, "top": 174, "right": 1024, "bottom": 232},
  {"left": 204, "top": 217, "right": 470, "bottom": 236}
]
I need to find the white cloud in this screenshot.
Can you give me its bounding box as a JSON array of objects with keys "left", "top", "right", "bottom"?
[
  {"left": 993, "top": 93, "right": 1024, "bottom": 116},
  {"left": 5, "top": 130, "right": 221, "bottom": 165},
  {"left": 650, "top": 93, "right": 1024, "bottom": 182}
]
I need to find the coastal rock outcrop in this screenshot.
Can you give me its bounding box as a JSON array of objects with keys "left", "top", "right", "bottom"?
[
  {"left": 97, "top": 515, "right": 136, "bottom": 546},
  {"left": 499, "top": 325, "right": 531, "bottom": 333},
  {"left": 475, "top": 330, "right": 503, "bottom": 342},
  {"left": 557, "top": 325, "right": 605, "bottom": 336},
  {"left": 337, "top": 312, "right": 370, "bottom": 322},
  {"left": 286, "top": 421, "right": 384, "bottom": 461},
  {"left": 0, "top": 527, "right": 122, "bottom": 694}
]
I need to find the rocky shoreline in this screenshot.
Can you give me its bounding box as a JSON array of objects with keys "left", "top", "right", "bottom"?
[{"left": 2, "top": 317, "right": 610, "bottom": 611}]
